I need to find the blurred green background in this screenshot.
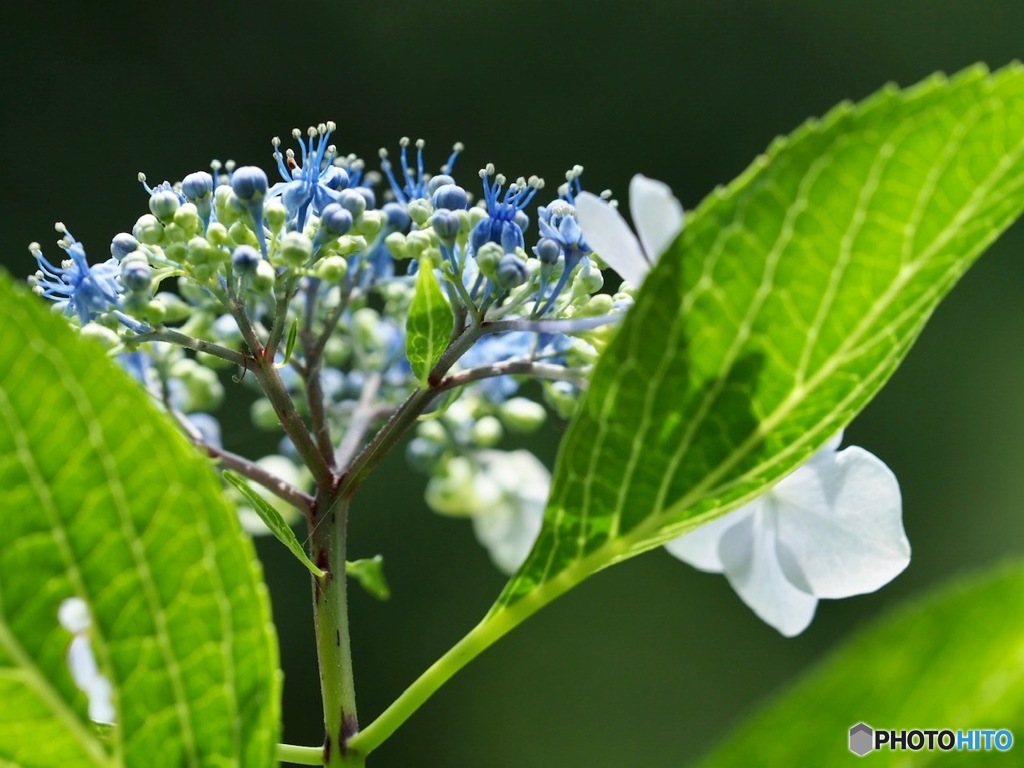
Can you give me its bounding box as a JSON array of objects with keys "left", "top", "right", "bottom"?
[{"left": 3, "top": 2, "right": 1024, "bottom": 765}]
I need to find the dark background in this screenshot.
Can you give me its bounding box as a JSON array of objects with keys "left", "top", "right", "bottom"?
[{"left": 3, "top": 2, "right": 1024, "bottom": 765}]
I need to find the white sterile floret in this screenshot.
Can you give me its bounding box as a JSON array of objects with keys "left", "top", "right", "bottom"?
[
  {"left": 58, "top": 597, "right": 115, "bottom": 724},
  {"left": 664, "top": 433, "right": 910, "bottom": 637},
  {"left": 470, "top": 450, "right": 550, "bottom": 575},
  {"left": 574, "top": 175, "right": 685, "bottom": 286}
]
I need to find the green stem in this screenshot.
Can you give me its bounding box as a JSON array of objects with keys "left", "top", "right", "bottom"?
[
  {"left": 311, "top": 490, "right": 361, "bottom": 767},
  {"left": 348, "top": 555, "right": 600, "bottom": 756},
  {"left": 276, "top": 742, "right": 324, "bottom": 765}
]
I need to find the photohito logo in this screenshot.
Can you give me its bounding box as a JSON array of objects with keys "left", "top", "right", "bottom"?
[{"left": 848, "top": 723, "right": 1014, "bottom": 756}]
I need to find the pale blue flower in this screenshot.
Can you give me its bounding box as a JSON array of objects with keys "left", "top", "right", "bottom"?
[
  {"left": 665, "top": 433, "right": 910, "bottom": 636},
  {"left": 30, "top": 227, "right": 121, "bottom": 324}
]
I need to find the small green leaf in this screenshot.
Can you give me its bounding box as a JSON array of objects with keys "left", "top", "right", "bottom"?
[
  {"left": 276, "top": 316, "right": 299, "bottom": 368},
  {"left": 406, "top": 258, "right": 454, "bottom": 385},
  {"left": 0, "top": 275, "right": 279, "bottom": 767},
  {"left": 698, "top": 561, "right": 1024, "bottom": 766},
  {"left": 346, "top": 556, "right": 391, "bottom": 601},
  {"left": 224, "top": 470, "right": 325, "bottom": 578},
  {"left": 497, "top": 64, "right": 1024, "bottom": 609}
]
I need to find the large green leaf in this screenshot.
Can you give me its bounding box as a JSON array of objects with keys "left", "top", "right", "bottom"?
[
  {"left": 498, "top": 63, "right": 1024, "bottom": 608},
  {"left": 0, "top": 276, "right": 280, "bottom": 766},
  {"left": 697, "top": 561, "right": 1024, "bottom": 766}
]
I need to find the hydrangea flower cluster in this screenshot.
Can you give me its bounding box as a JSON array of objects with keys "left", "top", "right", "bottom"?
[
  {"left": 30, "top": 124, "right": 911, "bottom": 636},
  {"left": 28, "top": 122, "right": 622, "bottom": 571}
]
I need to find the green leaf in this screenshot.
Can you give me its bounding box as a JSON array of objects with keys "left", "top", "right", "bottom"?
[
  {"left": 497, "top": 63, "right": 1024, "bottom": 609},
  {"left": 0, "top": 276, "right": 280, "bottom": 767},
  {"left": 406, "top": 258, "right": 454, "bottom": 385},
  {"left": 276, "top": 316, "right": 299, "bottom": 368},
  {"left": 697, "top": 561, "right": 1024, "bottom": 766},
  {"left": 223, "top": 470, "right": 325, "bottom": 578},
  {"left": 346, "top": 557, "right": 391, "bottom": 601}
]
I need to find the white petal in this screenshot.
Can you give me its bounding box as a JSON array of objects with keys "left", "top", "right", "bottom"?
[
  {"left": 663, "top": 503, "right": 759, "bottom": 573},
  {"left": 86, "top": 675, "right": 116, "bottom": 724},
  {"left": 718, "top": 511, "right": 818, "bottom": 637},
  {"left": 628, "top": 175, "right": 685, "bottom": 263},
  {"left": 471, "top": 451, "right": 549, "bottom": 575},
  {"left": 67, "top": 635, "right": 100, "bottom": 691},
  {"left": 575, "top": 191, "right": 650, "bottom": 285},
  {"left": 773, "top": 446, "right": 909, "bottom": 599},
  {"left": 58, "top": 597, "right": 91, "bottom": 634}
]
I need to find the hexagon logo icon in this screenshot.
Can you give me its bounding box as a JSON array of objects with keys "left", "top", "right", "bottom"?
[{"left": 849, "top": 723, "right": 874, "bottom": 756}]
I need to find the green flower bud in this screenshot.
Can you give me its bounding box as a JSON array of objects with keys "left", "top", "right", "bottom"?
[
  {"left": 173, "top": 202, "right": 201, "bottom": 236},
  {"left": 324, "top": 335, "right": 350, "bottom": 366},
  {"left": 315, "top": 255, "right": 348, "bottom": 282},
  {"left": 154, "top": 291, "right": 192, "bottom": 323},
  {"left": 144, "top": 297, "right": 167, "bottom": 324},
  {"left": 206, "top": 221, "right": 232, "bottom": 248},
  {"left": 133, "top": 213, "right": 164, "bottom": 246},
  {"left": 170, "top": 359, "right": 224, "bottom": 412},
  {"left": 499, "top": 397, "right": 547, "bottom": 433},
  {"left": 471, "top": 416, "right": 503, "bottom": 447},
  {"left": 265, "top": 200, "right": 287, "bottom": 234},
  {"left": 405, "top": 230, "right": 434, "bottom": 259},
  {"left": 251, "top": 260, "right": 277, "bottom": 293},
  {"left": 186, "top": 236, "right": 212, "bottom": 265},
  {"left": 475, "top": 242, "right": 504, "bottom": 280},
  {"left": 279, "top": 231, "right": 314, "bottom": 267},
  {"left": 571, "top": 260, "right": 604, "bottom": 298},
  {"left": 149, "top": 190, "right": 180, "bottom": 222},
  {"left": 333, "top": 234, "right": 367, "bottom": 256},
  {"left": 573, "top": 293, "right": 615, "bottom": 317},
  {"left": 425, "top": 457, "right": 480, "bottom": 517},
  {"left": 228, "top": 220, "right": 259, "bottom": 249},
  {"left": 407, "top": 199, "right": 433, "bottom": 227},
  {"left": 356, "top": 209, "right": 384, "bottom": 240},
  {"left": 385, "top": 232, "right": 410, "bottom": 260},
  {"left": 214, "top": 185, "right": 242, "bottom": 226},
  {"left": 543, "top": 380, "right": 578, "bottom": 420},
  {"left": 417, "top": 420, "right": 447, "bottom": 443},
  {"left": 468, "top": 206, "right": 488, "bottom": 228},
  {"left": 80, "top": 323, "right": 121, "bottom": 350}
]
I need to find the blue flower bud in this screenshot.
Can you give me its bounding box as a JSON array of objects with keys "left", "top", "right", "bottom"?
[
  {"left": 431, "top": 183, "right": 468, "bottom": 211},
  {"left": 427, "top": 174, "right": 456, "bottom": 195},
  {"left": 534, "top": 237, "right": 561, "bottom": 265},
  {"left": 231, "top": 166, "right": 268, "bottom": 203},
  {"left": 337, "top": 189, "right": 366, "bottom": 219},
  {"left": 431, "top": 210, "right": 461, "bottom": 241},
  {"left": 120, "top": 261, "right": 152, "bottom": 293},
  {"left": 355, "top": 186, "right": 376, "bottom": 210},
  {"left": 232, "top": 245, "right": 261, "bottom": 273},
  {"left": 497, "top": 252, "right": 528, "bottom": 289},
  {"left": 514, "top": 210, "right": 529, "bottom": 232},
  {"left": 181, "top": 171, "right": 214, "bottom": 202},
  {"left": 319, "top": 203, "right": 354, "bottom": 237},
  {"left": 322, "top": 165, "right": 350, "bottom": 191},
  {"left": 110, "top": 233, "right": 139, "bottom": 261},
  {"left": 383, "top": 202, "right": 411, "bottom": 230}
]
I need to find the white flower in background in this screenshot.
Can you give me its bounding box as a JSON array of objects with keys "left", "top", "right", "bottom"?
[
  {"left": 58, "top": 597, "right": 115, "bottom": 724},
  {"left": 425, "top": 449, "right": 550, "bottom": 575},
  {"left": 574, "top": 174, "right": 685, "bottom": 285},
  {"left": 664, "top": 433, "right": 910, "bottom": 637},
  {"left": 470, "top": 450, "right": 550, "bottom": 575}
]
